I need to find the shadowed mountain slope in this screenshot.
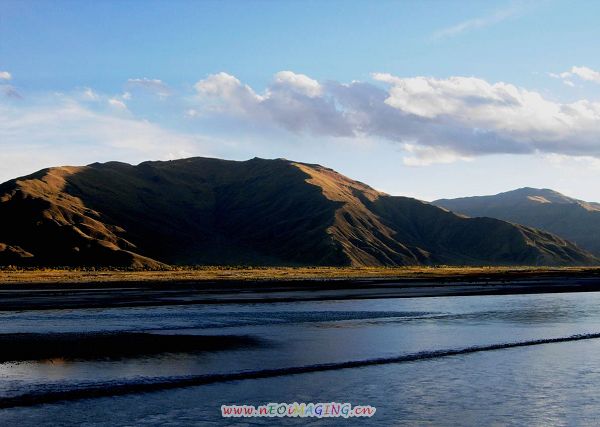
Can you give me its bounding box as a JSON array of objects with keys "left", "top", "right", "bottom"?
[
  {"left": 0, "top": 159, "right": 596, "bottom": 267},
  {"left": 434, "top": 188, "right": 600, "bottom": 257}
]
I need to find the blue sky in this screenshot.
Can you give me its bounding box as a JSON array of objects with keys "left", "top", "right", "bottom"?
[{"left": 2, "top": 0, "right": 600, "bottom": 201}]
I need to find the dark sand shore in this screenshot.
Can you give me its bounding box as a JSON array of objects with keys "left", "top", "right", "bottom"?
[{"left": 1, "top": 269, "right": 600, "bottom": 310}]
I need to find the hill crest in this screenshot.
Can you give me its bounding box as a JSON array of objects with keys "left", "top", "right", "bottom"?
[
  {"left": 0, "top": 158, "right": 596, "bottom": 267},
  {"left": 434, "top": 188, "right": 600, "bottom": 256}
]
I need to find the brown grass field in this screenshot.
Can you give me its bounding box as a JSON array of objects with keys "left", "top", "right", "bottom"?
[{"left": 2, "top": 266, "right": 600, "bottom": 285}]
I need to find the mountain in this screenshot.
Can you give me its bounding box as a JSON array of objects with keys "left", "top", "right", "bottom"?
[
  {"left": 434, "top": 188, "right": 600, "bottom": 256},
  {"left": 0, "top": 159, "right": 596, "bottom": 267}
]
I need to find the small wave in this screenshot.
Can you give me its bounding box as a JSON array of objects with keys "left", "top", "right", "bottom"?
[{"left": 3, "top": 332, "right": 600, "bottom": 409}]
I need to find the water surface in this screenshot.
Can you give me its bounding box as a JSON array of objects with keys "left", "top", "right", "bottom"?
[{"left": 2, "top": 291, "right": 600, "bottom": 425}]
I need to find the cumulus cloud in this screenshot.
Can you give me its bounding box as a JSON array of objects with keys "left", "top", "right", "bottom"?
[
  {"left": 195, "top": 72, "right": 262, "bottom": 114},
  {"left": 195, "top": 71, "right": 352, "bottom": 136},
  {"left": 192, "top": 70, "right": 600, "bottom": 164},
  {"left": 272, "top": 71, "right": 322, "bottom": 97},
  {"left": 0, "top": 71, "right": 12, "bottom": 81},
  {"left": 567, "top": 66, "right": 600, "bottom": 83},
  {"left": 6, "top": 69, "right": 600, "bottom": 172}
]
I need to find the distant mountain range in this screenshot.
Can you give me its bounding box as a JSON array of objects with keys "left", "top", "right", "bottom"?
[
  {"left": 435, "top": 188, "right": 600, "bottom": 256},
  {"left": 0, "top": 158, "right": 596, "bottom": 267}
]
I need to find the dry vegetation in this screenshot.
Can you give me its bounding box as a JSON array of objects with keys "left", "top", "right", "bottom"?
[{"left": 2, "top": 265, "right": 600, "bottom": 285}]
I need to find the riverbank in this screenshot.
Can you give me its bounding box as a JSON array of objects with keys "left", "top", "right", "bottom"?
[
  {"left": 2, "top": 265, "right": 600, "bottom": 284},
  {"left": 2, "top": 267, "right": 600, "bottom": 310}
]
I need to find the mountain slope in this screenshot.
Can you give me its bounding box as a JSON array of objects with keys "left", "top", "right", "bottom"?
[
  {"left": 0, "top": 159, "right": 596, "bottom": 267},
  {"left": 434, "top": 188, "right": 600, "bottom": 256}
]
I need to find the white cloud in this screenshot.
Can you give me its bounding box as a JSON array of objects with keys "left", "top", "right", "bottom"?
[
  {"left": 127, "top": 78, "right": 165, "bottom": 85},
  {"left": 0, "top": 92, "right": 204, "bottom": 182},
  {"left": 431, "top": 5, "right": 520, "bottom": 40},
  {"left": 194, "top": 72, "right": 352, "bottom": 136},
  {"left": 366, "top": 74, "right": 600, "bottom": 157},
  {"left": 185, "top": 108, "right": 200, "bottom": 118},
  {"left": 550, "top": 65, "right": 600, "bottom": 86},
  {"left": 82, "top": 87, "right": 100, "bottom": 101},
  {"left": 0, "top": 71, "right": 19, "bottom": 98},
  {"left": 0, "top": 98, "right": 194, "bottom": 152},
  {"left": 6, "top": 69, "right": 600, "bottom": 176},
  {"left": 569, "top": 66, "right": 600, "bottom": 83},
  {"left": 192, "top": 70, "right": 600, "bottom": 162},
  {"left": 108, "top": 98, "right": 127, "bottom": 109},
  {"left": 544, "top": 153, "right": 600, "bottom": 170},
  {"left": 81, "top": 88, "right": 129, "bottom": 108},
  {"left": 126, "top": 77, "right": 170, "bottom": 97},
  {"left": 272, "top": 71, "right": 322, "bottom": 97},
  {"left": 195, "top": 72, "right": 263, "bottom": 114},
  {"left": 402, "top": 144, "right": 473, "bottom": 166}
]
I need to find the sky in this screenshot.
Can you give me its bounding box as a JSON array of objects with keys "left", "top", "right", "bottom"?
[{"left": 2, "top": 0, "right": 600, "bottom": 201}]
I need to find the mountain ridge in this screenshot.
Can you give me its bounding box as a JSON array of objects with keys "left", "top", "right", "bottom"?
[
  {"left": 434, "top": 188, "right": 600, "bottom": 256},
  {"left": 0, "top": 158, "right": 596, "bottom": 267}
]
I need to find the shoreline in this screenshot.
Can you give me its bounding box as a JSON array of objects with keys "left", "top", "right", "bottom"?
[
  {"left": 1, "top": 269, "right": 600, "bottom": 310},
  {"left": 2, "top": 265, "right": 600, "bottom": 284}
]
